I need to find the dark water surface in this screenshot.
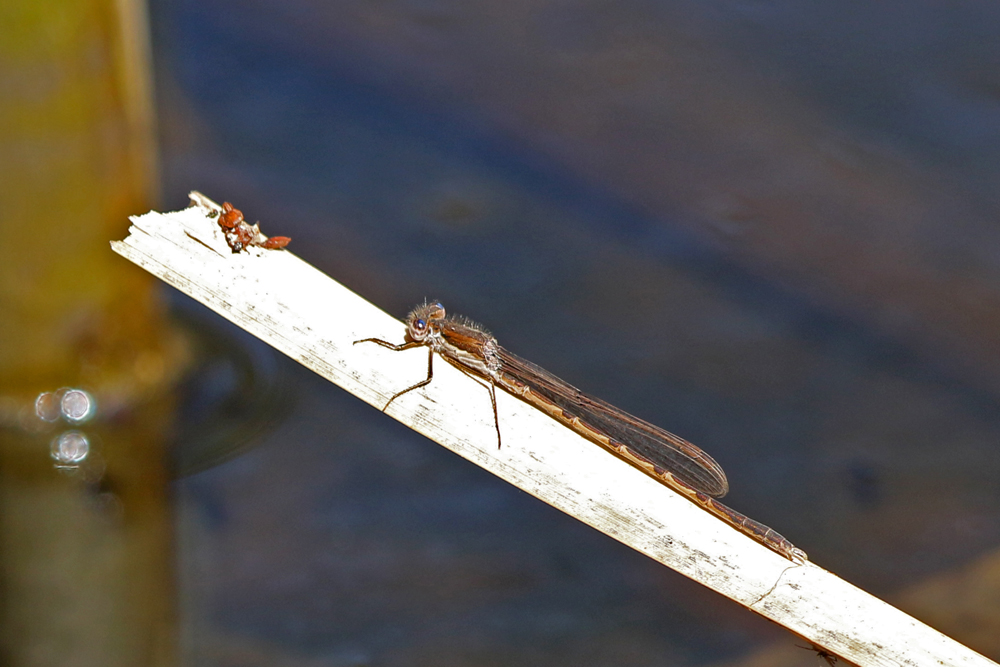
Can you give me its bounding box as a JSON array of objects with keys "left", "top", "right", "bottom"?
[{"left": 151, "top": 1, "right": 1000, "bottom": 664}]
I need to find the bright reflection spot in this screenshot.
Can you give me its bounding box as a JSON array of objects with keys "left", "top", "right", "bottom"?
[
  {"left": 51, "top": 431, "right": 90, "bottom": 465},
  {"left": 61, "top": 389, "right": 95, "bottom": 423},
  {"left": 35, "top": 392, "right": 62, "bottom": 422}
]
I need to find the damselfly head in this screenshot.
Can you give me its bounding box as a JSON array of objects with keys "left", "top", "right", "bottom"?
[{"left": 405, "top": 301, "right": 447, "bottom": 341}]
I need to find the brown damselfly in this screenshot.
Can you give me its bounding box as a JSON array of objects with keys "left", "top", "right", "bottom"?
[{"left": 356, "top": 301, "right": 806, "bottom": 562}]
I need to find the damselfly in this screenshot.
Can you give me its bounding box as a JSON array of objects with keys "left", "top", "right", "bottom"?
[{"left": 356, "top": 301, "right": 806, "bottom": 562}]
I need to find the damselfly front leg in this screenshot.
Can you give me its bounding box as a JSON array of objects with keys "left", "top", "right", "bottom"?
[
  {"left": 354, "top": 335, "right": 504, "bottom": 447},
  {"left": 354, "top": 337, "right": 435, "bottom": 411}
]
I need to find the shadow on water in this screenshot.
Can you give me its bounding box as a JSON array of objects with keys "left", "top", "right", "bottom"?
[
  {"left": 168, "top": 297, "right": 298, "bottom": 478},
  {"left": 0, "top": 293, "right": 295, "bottom": 666}
]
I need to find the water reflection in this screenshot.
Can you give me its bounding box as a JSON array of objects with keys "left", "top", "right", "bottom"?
[
  {"left": 29, "top": 388, "right": 101, "bottom": 475},
  {"left": 60, "top": 389, "right": 96, "bottom": 423},
  {"left": 50, "top": 430, "right": 90, "bottom": 466},
  {"left": 34, "top": 387, "right": 96, "bottom": 425},
  {"left": 34, "top": 391, "right": 62, "bottom": 422}
]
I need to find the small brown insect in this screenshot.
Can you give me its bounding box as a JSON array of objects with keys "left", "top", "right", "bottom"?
[
  {"left": 259, "top": 235, "right": 291, "bottom": 249},
  {"left": 217, "top": 201, "right": 244, "bottom": 229},
  {"left": 215, "top": 202, "right": 291, "bottom": 253}
]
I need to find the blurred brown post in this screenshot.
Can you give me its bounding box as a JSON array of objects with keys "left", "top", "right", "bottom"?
[{"left": 0, "top": 0, "right": 182, "bottom": 665}]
